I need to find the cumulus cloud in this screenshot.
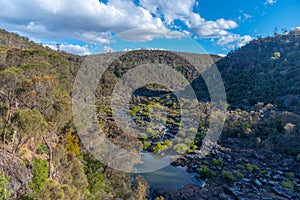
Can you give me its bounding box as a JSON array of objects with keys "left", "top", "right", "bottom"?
[
  {"left": 0, "top": 0, "right": 251, "bottom": 53},
  {"left": 189, "top": 18, "right": 238, "bottom": 38},
  {"left": 217, "top": 34, "right": 253, "bottom": 49},
  {"left": 140, "top": 0, "right": 238, "bottom": 38},
  {"left": 0, "top": 0, "right": 166, "bottom": 43},
  {"left": 265, "top": 0, "right": 276, "bottom": 5},
  {"left": 102, "top": 46, "right": 115, "bottom": 53},
  {"left": 44, "top": 43, "right": 91, "bottom": 55},
  {"left": 140, "top": 0, "right": 195, "bottom": 25},
  {"left": 118, "top": 27, "right": 183, "bottom": 42}
]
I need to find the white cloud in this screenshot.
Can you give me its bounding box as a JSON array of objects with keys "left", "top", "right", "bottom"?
[
  {"left": 44, "top": 43, "right": 91, "bottom": 55},
  {"left": 118, "top": 27, "right": 183, "bottom": 42},
  {"left": 0, "top": 0, "right": 250, "bottom": 52},
  {"left": 140, "top": 0, "right": 195, "bottom": 25},
  {"left": 102, "top": 46, "right": 115, "bottom": 53},
  {"left": 190, "top": 18, "right": 238, "bottom": 38},
  {"left": 217, "top": 54, "right": 226, "bottom": 57},
  {"left": 217, "top": 34, "right": 253, "bottom": 49},
  {"left": 0, "top": 0, "right": 166, "bottom": 43},
  {"left": 265, "top": 0, "right": 276, "bottom": 5},
  {"left": 140, "top": 0, "right": 238, "bottom": 38}
]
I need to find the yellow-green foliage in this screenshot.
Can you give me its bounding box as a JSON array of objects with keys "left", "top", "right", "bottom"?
[
  {"left": 36, "top": 179, "right": 80, "bottom": 200},
  {"left": 281, "top": 181, "right": 294, "bottom": 190},
  {"left": 173, "top": 143, "right": 188, "bottom": 153},
  {"left": 66, "top": 131, "right": 80, "bottom": 156},
  {"left": 13, "top": 109, "right": 47, "bottom": 137},
  {"left": 30, "top": 158, "right": 49, "bottom": 192},
  {"left": 271, "top": 52, "right": 281, "bottom": 60},
  {"left": 0, "top": 172, "right": 13, "bottom": 199},
  {"left": 152, "top": 142, "right": 168, "bottom": 153},
  {"left": 246, "top": 163, "right": 259, "bottom": 172},
  {"left": 143, "top": 141, "right": 151, "bottom": 150}
]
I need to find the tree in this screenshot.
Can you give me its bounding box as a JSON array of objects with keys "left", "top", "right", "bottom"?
[
  {"left": 11, "top": 109, "right": 47, "bottom": 155},
  {"left": 0, "top": 67, "right": 27, "bottom": 154},
  {"left": 53, "top": 145, "right": 88, "bottom": 199},
  {"left": 35, "top": 179, "right": 79, "bottom": 200}
]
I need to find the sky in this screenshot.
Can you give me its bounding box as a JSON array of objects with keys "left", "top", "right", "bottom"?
[{"left": 0, "top": 0, "right": 299, "bottom": 56}]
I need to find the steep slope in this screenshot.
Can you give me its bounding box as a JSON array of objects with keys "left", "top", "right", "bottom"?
[{"left": 216, "top": 29, "right": 300, "bottom": 114}]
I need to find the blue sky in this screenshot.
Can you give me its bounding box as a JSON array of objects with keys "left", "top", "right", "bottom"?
[{"left": 0, "top": 0, "right": 299, "bottom": 55}]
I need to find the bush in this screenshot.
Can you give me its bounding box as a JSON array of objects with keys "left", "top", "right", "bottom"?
[
  {"left": 143, "top": 141, "right": 151, "bottom": 150},
  {"left": 146, "top": 127, "right": 153, "bottom": 134},
  {"left": 139, "top": 133, "right": 148, "bottom": 141},
  {"left": 213, "top": 159, "right": 223, "bottom": 167},
  {"left": 281, "top": 181, "right": 294, "bottom": 190},
  {"left": 202, "top": 160, "right": 209, "bottom": 165},
  {"left": 236, "top": 173, "right": 244, "bottom": 179},
  {"left": 152, "top": 142, "right": 167, "bottom": 153},
  {"left": 259, "top": 170, "right": 267, "bottom": 175},
  {"left": 188, "top": 127, "right": 197, "bottom": 133},
  {"left": 285, "top": 172, "right": 295, "bottom": 178},
  {"left": 222, "top": 171, "right": 234, "bottom": 181},
  {"left": 66, "top": 131, "right": 80, "bottom": 156},
  {"left": 199, "top": 165, "right": 216, "bottom": 178},
  {"left": 246, "top": 163, "right": 259, "bottom": 172},
  {"left": 30, "top": 158, "right": 49, "bottom": 192},
  {"left": 36, "top": 143, "right": 49, "bottom": 155},
  {"left": 0, "top": 172, "right": 13, "bottom": 199},
  {"left": 237, "top": 164, "right": 244, "bottom": 170},
  {"left": 163, "top": 140, "right": 173, "bottom": 147},
  {"left": 173, "top": 143, "right": 188, "bottom": 153}
]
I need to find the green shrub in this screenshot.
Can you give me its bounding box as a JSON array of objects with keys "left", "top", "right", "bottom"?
[
  {"left": 150, "top": 131, "right": 161, "bottom": 140},
  {"left": 213, "top": 159, "right": 223, "bottom": 167},
  {"left": 202, "top": 160, "right": 209, "bottom": 165},
  {"left": 259, "top": 170, "right": 267, "bottom": 175},
  {"left": 36, "top": 143, "right": 49, "bottom": 155},
  {"left": 146, "top": 127, "right": 153, "bottom": 134},
  {"left": 236, "top": 173, "right": 244, "bottom": 179},
  {"left": 163, "top": 140, "right": 173, "bottom": 147},
  {"left": 237, "top": 164, "right": 244, "bottom": 170},
  {"left": 281, "top": 181, "right": 294, "bottom": 190},
  {"left": 30, "top": 158, "right": 49, "bottom": 192},
  {"left": 199, "top": 165, "right": 216, "bottom": 178},
  {"left": 246, "top": 163, "right": 259, "bottom": 172},
  {"left": 152, "top": 142, "right": 167, "bottom": 153},
  {"left": 188, "top": 127, "right": 197, "bottom": 133},
  {"left": 285, "top": 172, "right": 295, "bottom": 178},
  {"left": 139, "top": 133, "right": 148, "bottom": 141},
  {"left": 222, "top": 171, "right": 234, "bottom": 181},
  {"left": 173, "top": 143, "right": 188, "bottom": 153},
  {"left": 143, "top": 141, "right": 151, "bottom": 150},
  {"left": 0, "top": 172, "right": 13, "bottom": 199}
]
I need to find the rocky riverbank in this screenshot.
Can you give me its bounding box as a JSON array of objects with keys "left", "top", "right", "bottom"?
[{"left": 153, "top": 139, "right": 300, "bottom": 199}]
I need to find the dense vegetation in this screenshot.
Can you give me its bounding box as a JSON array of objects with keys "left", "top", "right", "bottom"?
[{"left": 0, "top": 28, "right": 300, "bottom": 199}]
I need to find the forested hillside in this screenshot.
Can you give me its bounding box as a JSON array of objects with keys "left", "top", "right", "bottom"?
[
  {"left": 0, "top": 28, "right": 299, "bottom": 199},
  {"left": 217, "top": 29, "right": 300, "bottom": 114}
]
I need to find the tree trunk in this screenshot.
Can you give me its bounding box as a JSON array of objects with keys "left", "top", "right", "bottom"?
[{"left": 44, "top": 136, "right": 53, "bottom": 179}]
